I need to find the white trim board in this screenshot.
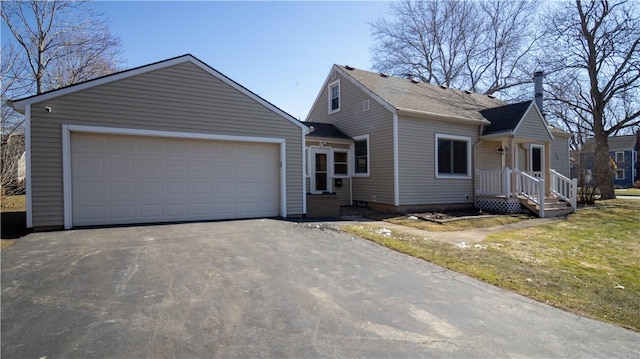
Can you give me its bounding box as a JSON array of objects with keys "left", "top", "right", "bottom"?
[
  {"left": 61, "top": 124, "right": 288, "bottom": 229},
  {"left": 11, "top": 54, "right": 308, "bottom": 132}
]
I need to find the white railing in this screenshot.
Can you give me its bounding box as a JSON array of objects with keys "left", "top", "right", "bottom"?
[
  {"left": 550, "top": 169, "right": 578, "bottom": 210},
  {"left": 476, "top": 168, "right": 511, "bottom": 197},
  {"left": 515, "top": 169, "right": 545, "bottom": 217}
]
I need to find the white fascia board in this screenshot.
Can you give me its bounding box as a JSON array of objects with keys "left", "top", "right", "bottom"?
[
  {"left": 12, "top": 55, "right": 194, "bottom": 111},
  {"left": 334, "top": 66, "right": 397, "bottom": 114},
  {"left": 188, "top": 57, "right": 308, "bottom": 132},
  {"left": 304, "top": 136, "right": 354, "bottom": 145},
  {"left": 11, "top": 54, "right": 309, "bottom": 135},
  {"left": 305, "top": 65, "right": 340, "bottom": 122},
  {"left": 480, "top": 131, "right": 514, "bottom": 140},
  {"left": 397, "top": 108, "right": 491, "bottom": 126},
  {"left": 513, "top": 102, "right": 554, "bottom": 141}
]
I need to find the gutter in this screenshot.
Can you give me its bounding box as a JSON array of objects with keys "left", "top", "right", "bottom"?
[
  {"left": 472, "top": 125, "right": 485, "bottom": 206},
  {"left": 396, "top": 108, "right": 491, "bottom": 126}
]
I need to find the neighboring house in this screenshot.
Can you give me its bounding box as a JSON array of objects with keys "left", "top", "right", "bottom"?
[
  {"left": 304, "top": 66, "right": 575, "bottom": 217},
  {"left": 10, "top": 54, "right": 308, "bottom": 231},
  {"left": 0, "top": 133, "right": 25, "bottom": 194},
  {"left": 578, "top": 132, "right": 639, "bottom": 188}
]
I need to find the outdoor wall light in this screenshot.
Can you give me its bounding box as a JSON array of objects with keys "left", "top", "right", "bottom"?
[
  {"left": 497, "top": 146, "right": 508, "bottom": 155},
  {"left": 44, "top": 106, "right": 52, "bottom": 113}
]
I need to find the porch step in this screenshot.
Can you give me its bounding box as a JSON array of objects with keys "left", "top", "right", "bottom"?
[{"left": 518, "top": 196, "right": 573, "bottom": 218}]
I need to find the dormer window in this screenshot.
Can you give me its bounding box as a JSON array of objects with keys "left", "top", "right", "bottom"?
[{"left": 328, "top": 80, "right": 340, "bottom": 113}]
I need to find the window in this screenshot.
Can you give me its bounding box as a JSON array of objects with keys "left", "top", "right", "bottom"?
[
  {"left": 615, "top": 169, "right": 625, "bottom": 180},
  {"left": 436, "top": 135, "right": 470, "bottom": 177},
  {"left": 353, "top": 135, "right": 369, "bottom": 176},
  {"left": 333, "top": 151, "right": 348, "bottom": 176},
  {"left": 615, "top": 151, "right": 625, "bottom": 163},
  {"left": 315, "top": 153, "right": 328, "bottom": 191},
  {"left": 328, "top": 80, "right": 340, "bottom": 113}
]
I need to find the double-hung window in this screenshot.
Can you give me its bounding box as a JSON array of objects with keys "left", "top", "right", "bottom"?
[
  {"left": 353, "top": 134, "right": 369, "bottom": 176},
  {"left": 328, "top": 80, "right": 340, "bottom": 113},
  {"left": 333, "top": 151, "right": 349, "bottom": 176},
  {"left": 436, "top": 134, "right": 470, "bottom": 178}
]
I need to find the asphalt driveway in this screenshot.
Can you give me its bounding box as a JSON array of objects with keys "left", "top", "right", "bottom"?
[{"left": 2, "top": 219, "right": 638, "bottom": 358}]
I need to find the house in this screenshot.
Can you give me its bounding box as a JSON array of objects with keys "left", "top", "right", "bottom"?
[
  {"left": 577, "top": 132, "right": 639, "bottom": 188},
  {"left": 10, "top": 54, "right": 308, "bottom": 231},
  {"left": 304, "top": 65, "right": 576, "bottom": 217}
]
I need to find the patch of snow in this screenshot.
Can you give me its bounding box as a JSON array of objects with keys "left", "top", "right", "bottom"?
[
  {"left": 407, "top": 215, "right": 418, "bottom": 220},
  {"left": 456, "top": 242, "right": 471, "bottom": 248},
  {"left": 375, "top": 228, "right": 392, "bottom": 236}
]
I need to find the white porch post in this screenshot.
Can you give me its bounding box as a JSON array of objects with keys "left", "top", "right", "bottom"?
[
  {"left": 507, "top": 137, "right": 517, "bottom": 197},
  {"left": 545, "top": 141, "right": 552, "bottom": 197}
]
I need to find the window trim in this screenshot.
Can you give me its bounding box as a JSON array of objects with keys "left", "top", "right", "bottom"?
[
  {"left": 435, "top": 134, "right": 471, "bottom": 179},
  {"left": 615, "top": 169, "right": 625, "bottom": 180},
  {"left": 333, "top": 149, "right": 350, "bottom": 178},
  {"left": 615, "top": 151, "right": 625, "bottom": 163},
  {"left": 352, "top": 134, "right": 370, "bottom": 177},
  {"left": 328, "top": 79, "right": 341, "bottom": 114}
]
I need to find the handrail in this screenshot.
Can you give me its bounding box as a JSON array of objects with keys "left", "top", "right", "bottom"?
[
  {"left": 476, "top": 168, "right": 511, "bottom": 197},
  {"left": 550, "top": 169, "right": 577, "bottom": 210},
  {"left": 515, "top": 169, "right": 545, "bottom": 217}
]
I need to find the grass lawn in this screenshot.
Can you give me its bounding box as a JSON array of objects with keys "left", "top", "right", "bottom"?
[
  {"left": 1, "top": 194, "right": 28, "bottom": 244},
  {"left": 615, "top": 188, "right": 640, "bottom": 196},
  {"left": 384, "top": 214, "right": 531, "bottom": 232},
  {"left": 343, "top": 199, "right": 640, "bottom": 331}
]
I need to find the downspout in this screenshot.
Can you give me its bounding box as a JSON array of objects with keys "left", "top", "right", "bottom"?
[{"left": 472, "top": 125, "right": 485, "bottom": 207}]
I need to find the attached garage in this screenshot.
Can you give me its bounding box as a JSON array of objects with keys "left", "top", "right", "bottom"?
[{"left": 11, "top": 54, "right": 308, "bottom": 230}]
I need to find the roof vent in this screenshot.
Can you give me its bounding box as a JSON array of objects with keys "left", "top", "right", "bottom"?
[
  {"left": 379, "top": 72, "right": 389, "bottom": 78},
  {"left": 345, "top": 65, "right": 355, "bottom": 71},
  {"left": 487, "top": 94, "right": 496, "bottom": 99},
  {"left": 409, "top": 78, "right": 419, "bottom": 84},
  {"left": 439, "top": 85, "right": 448, "bottom": 89},
  {"left": 464, "top": 90, "right": 472, "bottom": 94}
]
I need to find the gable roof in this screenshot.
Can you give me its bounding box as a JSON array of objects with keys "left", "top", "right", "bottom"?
[
  {"left": 334, "top": 65, "right": 504, "bottom": 124},
  {"left": 480, "top": 101, "right": 533, "bottom": 135},
  {"left": 10, "top": 54, "right": 308, "bottom": 132},
  {"left": 303, "top": 122, "right": 351, "bottom": 140},
  {"left": 584, "top": 134, "right": 637, "bottom": 152}
]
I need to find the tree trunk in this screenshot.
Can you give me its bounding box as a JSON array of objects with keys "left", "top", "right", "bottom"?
[{"left": 594, "top": 132, "right": 615, "bottom": 199}]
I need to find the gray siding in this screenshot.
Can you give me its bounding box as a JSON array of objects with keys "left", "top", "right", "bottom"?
[
  {"left": 514, "top": 108, "right": 552, "bottom": 142},
  {"left": 397, "top": 116, "right": 477, "bottom": 205},
  {"left": 551, "top": 136, "right": 571, "bottom": 177},
  {"left": 306, "top": 69, "right": 395, "bottom": 205},
  {"left": 475, "top": 141, "right": 503, "bottom": 171},
  {"left": 29, "top": 62, "right": 304, "bottom": 228}
]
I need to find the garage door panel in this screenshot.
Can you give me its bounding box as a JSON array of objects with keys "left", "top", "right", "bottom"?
[{"left": 71, "top": 133, "right": 280, "bottom": 226}]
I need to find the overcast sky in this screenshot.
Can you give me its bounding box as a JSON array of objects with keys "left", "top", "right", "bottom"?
[{"left": 89, "top": 1, "right": 392, "bottom": 120}]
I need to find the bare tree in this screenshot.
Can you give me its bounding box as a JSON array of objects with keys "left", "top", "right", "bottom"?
[
  {"left": 370, "top": 0, "right": 541, "bottom": 96},
  {"left": 1, "top": 0, "right": 123, "bottom": 95},
  {"left": 544, "top": 0, "right": 640, "bottom": 199},
  {"left": 1, "top": 0, "right": 123, "bottom": 194}
]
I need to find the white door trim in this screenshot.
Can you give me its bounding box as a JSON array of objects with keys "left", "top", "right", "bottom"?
[
  {"left": 530, "top": 144, "right": 544, "bottom": 178},
  {"left": 62, "top": 124, "right": 287, "bottom": 229},
  {"left": 309, "top": 147, "right": 332, "bottom": 194}
]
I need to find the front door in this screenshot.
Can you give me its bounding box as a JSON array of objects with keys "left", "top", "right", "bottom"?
[
  {"left": 530, "top": 144, "right": 544, "bottom": 178},
  {"left": 310, "top": 148, "right": 331, "bottom": 193}
]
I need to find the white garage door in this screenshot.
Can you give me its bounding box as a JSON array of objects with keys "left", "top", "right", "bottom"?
[{"left": 71, "top": 133, "right": 280, "bottom": 226}]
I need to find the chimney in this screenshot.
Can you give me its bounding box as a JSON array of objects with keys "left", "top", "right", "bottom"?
[{"left": 534, "top": 71, "right": 544, "bottom": 113}]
